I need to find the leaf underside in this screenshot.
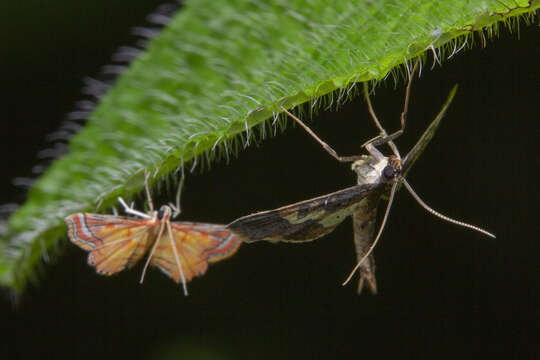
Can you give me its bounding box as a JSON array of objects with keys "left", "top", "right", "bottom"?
[{"left": 1, "top": 0, "right": 537, "bottom": 292}]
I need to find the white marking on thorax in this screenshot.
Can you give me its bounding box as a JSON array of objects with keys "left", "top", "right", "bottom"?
[{"left": 352, "top": 155, "right": 389, "bottom": 186}]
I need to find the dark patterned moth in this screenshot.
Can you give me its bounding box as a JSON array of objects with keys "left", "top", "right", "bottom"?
[{"left": 228, "top": 61, "right": 495, "bottom": 294}]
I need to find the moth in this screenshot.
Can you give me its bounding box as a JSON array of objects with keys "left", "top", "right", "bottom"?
[
  {"left": 228, "top": 61, "right": 494, "bottom": 294},
  {"left": 65, "top": 175, "right": 241, "bottom": 295}
]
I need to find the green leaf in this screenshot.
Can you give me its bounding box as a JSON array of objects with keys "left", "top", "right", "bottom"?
[{"left": 1, "top": 0, "right": 537, "bottom": 292}]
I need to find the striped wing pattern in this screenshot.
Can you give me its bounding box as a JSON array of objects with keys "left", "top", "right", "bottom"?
[
  {"left": 65, "top": 214, "right": 240, "bottom": 285},
  {"left": 65, "top": 213, "right": 154, "bottom": 276},
  {"left": 151, "top": 222, "right": 241, "bottom": 283}
]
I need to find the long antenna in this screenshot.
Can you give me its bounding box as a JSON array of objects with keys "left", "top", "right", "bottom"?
[
  {"left": 166, "top": 221, "right": 188, "bottom": 295},
  {"left": 400, "top": 176, "right": 495, "bottom": 238},
  {"left": 140, "top": 222, "right": 165, "bottom": 284}
]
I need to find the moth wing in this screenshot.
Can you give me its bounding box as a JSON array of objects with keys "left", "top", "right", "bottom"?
[
  {"left": 65, "top": 213, "right": 155, "bottom": 276},
  {"left": 352, "top": 194, "right": 381, "bottom": 295},
  {"left": 150, "top": 222, "right": 240, "bottom": 283},
  {"left": 402, "top": 85, "right": 456, "bottom": 175},
  {"left": 228, "top": 183, "right": 380, "bottom": 243}
]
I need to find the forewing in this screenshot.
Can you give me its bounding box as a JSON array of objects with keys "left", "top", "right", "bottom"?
[
  {"left": 228, "top": 183, "right": 380, "bottom": 243},
  {"left": 150, "top": 222, "right": 240, "bottom": 283},
  {"left": 352, "top": 193, "right": 381, "bottom": 294},
  {"left": 65, "top": 213, "right": 155, "bottom": 276},
  {"left": 402, "top": 85, "right": 457, "bottom": 175}
]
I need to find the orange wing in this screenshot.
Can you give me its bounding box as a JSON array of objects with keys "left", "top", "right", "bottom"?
[
  {"left": 65, "top": 213, "right": 156, "bottom": 276},
  {"left": 149, "top": 222, "right": 241, "bottom": 283}
]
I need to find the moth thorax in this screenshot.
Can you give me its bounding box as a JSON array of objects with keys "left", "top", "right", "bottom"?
[
  {"left": 157, "top": 205, "right": 172, "bottom": 220},
  {"left": 351, "top": 155, "right": 389, "bottom": 185}
]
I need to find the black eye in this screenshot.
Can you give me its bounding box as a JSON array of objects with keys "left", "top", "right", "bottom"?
[
  {"left": 383, "top": 165, "right": 396, "bottom": 179},
  {"left": 157, "top": 209, "right": 165, "bottom": 219}
]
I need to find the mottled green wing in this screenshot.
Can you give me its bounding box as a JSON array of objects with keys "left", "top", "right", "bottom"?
[
  {"left": 402, "top": 85, "right": 457, "bottom": 174},
  {"left": 228, "top": 184, "right": 382, "bottom": 243}
]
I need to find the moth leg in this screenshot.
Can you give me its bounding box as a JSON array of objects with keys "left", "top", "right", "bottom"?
[
  {"left": 364, "top": 143, "right": 386, "bottom": 163},
  {"left": 361, "top": 130, "right": 402, "bottom": 150},
  {"left": 117, "top": 197, "right": 152, "bottom": 219},
  {"left": 399, "top": 60, "right": 420, "bottom": 139},
  {"left": 280, "top": 106, "right": 363, "bottom": 162},
  {"left": 363, "top": 59, "right": 421, "bottom": 158},
  {"left": 362, "top": 83, "right": 401, "bottom": 159},
  {"left": 144, "top": 171, "right": 154, "bottom": 212},
  {"left": 169, "top": 168, "right": 185, "bottom": 219}
]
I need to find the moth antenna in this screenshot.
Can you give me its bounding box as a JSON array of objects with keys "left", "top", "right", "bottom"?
[
  {"left": 140, "top": 221, "right": 165, "bottom": 284},
  {"left": 342, "top": 181, "right": 398, "bottom": 286},
  {"left": 144, "top": 171, "right": 154, "bottom": 212},
  {"left": 118, "top": 197, "right": 151, "bottom": 219},
  {"left": 166, "top": 221, "right": 188, "bottom": 296},
  {"left": 400, "top": 176, "right": 495, "bottom": 238}
]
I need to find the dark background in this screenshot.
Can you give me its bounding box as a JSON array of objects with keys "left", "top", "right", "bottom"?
[{"left": 1, "top": 2, "right": 538, "bottom": 359}]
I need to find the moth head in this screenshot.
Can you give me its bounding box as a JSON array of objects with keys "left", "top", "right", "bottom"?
[
  {"left": 157, "top": 205, "right": 172, "bottom": 221},
  {"left": 352, "top": 151, "right": 402, "bottom": 186},
  {"left": 382, "top": 155, "right": 402, "bottom": 181}
]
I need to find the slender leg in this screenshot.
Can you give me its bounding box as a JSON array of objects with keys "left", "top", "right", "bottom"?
[
  {"left": 400, "top": 59, "right": 420, "bottom": 134},
  {"left": 361, "top": 130, "right": 403, "bottom": 149},
  {"left": 362, "top": 83, "right": 401, "bottom": 158},
  {"left": 169, "top": 171, "right": 185, "bottom": 219},
  {"left": 282, "top": 59, "right": 421, "bottom": 162},
  {"left": 280, "top": 106, "right": 363, "bottom": 162},
  {"left": 117, "top": 197, "right": 151, "bottom": 219},
  {"left": 363, "top": 82, "right": 385, "bottom": 135},
  {"left": 144, "top": 172, "right": 154, "bottom": 212},
  {"left": 362, "top": 59, "right": 421, "bottom": 158},
  {"left": 363, "top": 143, "right": 386, "bottom": 163}
]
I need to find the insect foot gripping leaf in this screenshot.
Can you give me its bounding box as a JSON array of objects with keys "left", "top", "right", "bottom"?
[
  {"left": 229, "top": 59, "right": 495, "bottom": 295},
  {"left": 65, "top": 176, "right": 240, "bottom": 296}
]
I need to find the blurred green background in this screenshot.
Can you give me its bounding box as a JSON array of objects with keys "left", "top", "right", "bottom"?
[{"left": 1, "top": 1, "right": 538, "bottom": 359}]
